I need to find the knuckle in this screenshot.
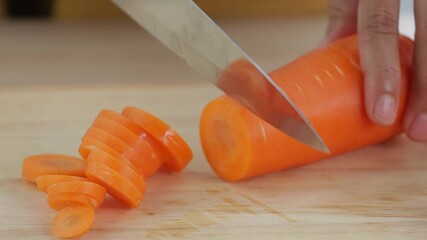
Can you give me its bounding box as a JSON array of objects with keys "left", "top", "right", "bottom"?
[
  {"left": 378, "top": 67, "right": 400, "bottom": 79},
  {"left": 361, "top": 10, "right": 399, "bottom": 36},
  {"left": 369, "top": 66, "right": 401, "bottom": 91}
]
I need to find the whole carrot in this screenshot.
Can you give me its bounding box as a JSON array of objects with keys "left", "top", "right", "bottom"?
[{"left": 200, "top": 35, "right": 414, "bottom": 181}]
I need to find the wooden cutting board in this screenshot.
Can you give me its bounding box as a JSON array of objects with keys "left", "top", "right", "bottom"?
[{"left": 0, "top": 83, "right": 426, "bottom": 239}]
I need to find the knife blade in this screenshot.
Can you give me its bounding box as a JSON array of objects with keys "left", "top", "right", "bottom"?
[{"left": 112, "top": 0, "right": 329, "bottom": 153}]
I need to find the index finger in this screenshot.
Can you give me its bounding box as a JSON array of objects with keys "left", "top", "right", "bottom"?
[{"left": 358, "top": 0, "right": 401, "bottom": 125}]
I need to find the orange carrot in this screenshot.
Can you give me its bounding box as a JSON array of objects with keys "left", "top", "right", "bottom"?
[
  {"left": 79, "top": 136, "right": 122, "bottom": 160},
  {"left": 82, "top": 127, "right": 161, "bottom": 177},
  {"left": 83, "top": 127, "right": 135, "bottom": 155},
  {"left": 35, "top": 175, "right": 89, "bottom": 192},
  {"left": 22, "top": 154, "right": 86, "bottom": 182},
  {"left": 85, "top": 161, "right": 143, "bottom": 208},
  {"left": 200, "top": 35, "right": 414, "bottom": 181},
  {"left": 122, "top": 107, "right": 193, "bottom": 172},
  {"left": 90, "top": 117, "right": 163, "bottom": 177},
  {"left": 52, "top": 205, "right": 95, "bottom": 238},
  {"left": 87, "top": 149, "right": 147, "bottom": 193},
  {"left": 48, "top": 192, "right": 100, "bottom": 210},
  {"left": 98, "top": 109, "right": 148, "bottom": 136},
  {"left": 23, "top": 107, "right": 194, "bottom": 238},
  {"left": 47, "top": 181, "right": 106, "bottom": 207}
]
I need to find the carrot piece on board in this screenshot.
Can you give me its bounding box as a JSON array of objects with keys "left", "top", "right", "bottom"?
[
  {"left": 82, "top": 127, "right": 160, "bottom": 176},
  {"left": 47, "top": 192, "right": 100, "bottom": 210},
  {"left": 79, "top": 136, "right": 122, "bottom": 160},
  {"left": 22, "top": 154, "right": 86, "bottom": 182},
  {"left": 47, "top": 181, "right": 106, "bottom": 207},
  {"left": 82, "top": 127, "right": 132, "bottom": 154},
  {"left": 90, "top": 117, "right": 163, "bottom": 177},
  {"left": 122, "top": 107, "right": 193, "bottom": 172},
  {"left": 52, "top": 205, "right": 95, "bottom": 238},
  {"left": 35, "top": 175, "right": 89, "bottom": 192},
  {"left": 199, "top": 35, "right": 414, "bottom": 181},
  {"left": 85, "top": 161, "right": 143, "bottom": 208},
  {"left": 98, "top": 109, "right": 146, "bottom": 136},
  {"left": 87, "top": 149, "right": 147, "bottom": 193}
]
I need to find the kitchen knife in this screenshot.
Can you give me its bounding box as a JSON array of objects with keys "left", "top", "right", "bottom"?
[{"left": 112, "top": 0, "right": 329, "bottom": 153}]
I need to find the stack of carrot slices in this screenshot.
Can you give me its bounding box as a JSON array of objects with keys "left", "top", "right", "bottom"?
[{"left": 21, "top": 107, "right": 193, "bottom": 238}]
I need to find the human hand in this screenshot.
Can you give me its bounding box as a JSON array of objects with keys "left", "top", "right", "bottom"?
[{"left": 321, "top": 0, "right": 427, "bottom": 141}]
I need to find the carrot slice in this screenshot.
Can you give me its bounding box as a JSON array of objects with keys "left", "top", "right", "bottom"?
[
  {"left": 36, "top": 175, "right": 89, "bottom": 192},
  {"left": 91, "top": 117, "right": 163, "bottom": 177},
  {"left": 122, "top": 107, "right": 193, "bottom": 172},
  {"left": 82, "top": 127, "right": 158, "bottom": 176},
  {"left": 48, "top": 192, "right": 100, "bottom": 210},
  {"left": 47, "top": 181, "right": 106, "bottom": 207},
  {"left": 85, "top": 161, "right": 143, "bottom": 208},
  {"left": 199, "top": 35, "right": 414, "bottom": 181},
  {"left": 87, "top": 149, "right": 147, "bottom": 193},
  {"left": 52, "top": 205, "right": 95, "bottom": 238},
  {"left": 22, "top": 154, "right": 86, "bottom": 182},
  {"left": 82, "top": 128, "right": 138, "bottom": 162},
  {"left": 79, "top": 136, "right": 122, "bottom": 160},
  {"left": 98, "top": 109, "right": 146, "bottom": 136},
  {"left": 83, "top": 127, "right": 131, "bottom": 153}
]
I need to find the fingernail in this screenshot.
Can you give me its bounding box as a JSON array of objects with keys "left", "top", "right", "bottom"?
[
  {"left": 374, "top": 94, "right": 397, "bottom": 125},
  {"left": 408, "top": 113, "right": 427, "bottom": 141}
]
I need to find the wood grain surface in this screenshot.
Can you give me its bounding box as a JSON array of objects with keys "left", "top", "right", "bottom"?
[
  {"left": 1, "top": 84, "right": 426, "bottom": 240},
  {"left": 0, "top": 19, "right": 426, "bottom": 240}
]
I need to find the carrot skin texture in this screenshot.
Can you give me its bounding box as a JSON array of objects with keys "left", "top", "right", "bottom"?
[{"left": 200, "top": 35, "right": 414, "bottom": 181}]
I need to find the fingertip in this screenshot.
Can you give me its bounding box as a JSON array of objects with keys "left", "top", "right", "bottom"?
[
  {"left": 363, "top": 75, "right": 401, "bottom": 127},
  {"left": 404, "top": 112, "right": 427, "bottom": 141},
  {"left": 372, "top": 93, "right": 398, "bottom": 126}
]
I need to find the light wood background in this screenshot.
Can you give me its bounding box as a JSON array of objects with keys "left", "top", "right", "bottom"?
[
  {"left": 0, "top": 79, "right": 426, "bottom": 240},
  {"left": 0, "top": 0, "right": 328, "bottom": 19},
  {"left": 54, "top": 0, "right": 328, "bottom": 19}
]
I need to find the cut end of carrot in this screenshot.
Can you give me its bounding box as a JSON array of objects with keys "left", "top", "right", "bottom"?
[
  {"left": 52, "top": 205, "right": 95, "bottom": 238},
  {"left": 200, "top": 96, "right": 251, "bottom": 181},
  {"left": 22, "top": 154, "right": 86, "bottom": 182},
  {"left": 122, "top": 106, "right": 193, "bottom": 172}
]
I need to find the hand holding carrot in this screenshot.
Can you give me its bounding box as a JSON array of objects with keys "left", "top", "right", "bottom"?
[{"left": 321, "top": 0, "right": 427, "bottom": 141}]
